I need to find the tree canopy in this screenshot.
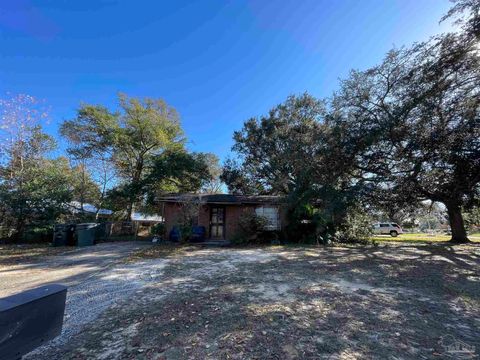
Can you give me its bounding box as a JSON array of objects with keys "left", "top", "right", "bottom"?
[
  {"left": 61, "top": 94, "right": 214, "bottom": 220},
  {"left": 222, "top": 93, "right": 365, "bottom": 242},
  {"left": 0, "top": 93, "right": 217, "bottom": 242},
  {"left": 222, "top": 94, "right": 328, "bottom": 195},
  {"left": 330, "top": 15, "right": 479, "bottom": 242},
  {"left": 0, "top": 122, "right": 73, "bottom": 240},
  {"left": 223, "top": 1, "right": 480, "bottom": 243}
]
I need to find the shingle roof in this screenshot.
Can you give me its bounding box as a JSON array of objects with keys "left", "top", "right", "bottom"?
[{"left": 158, "top": 193, "right": 285, "bottom": 205}]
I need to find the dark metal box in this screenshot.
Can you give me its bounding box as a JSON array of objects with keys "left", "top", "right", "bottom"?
[{"left": 0, "top": 284, "right": 67, "bottom": 360}]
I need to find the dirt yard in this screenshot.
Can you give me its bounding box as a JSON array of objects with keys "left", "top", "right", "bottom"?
[
  {"left": 0, "top": 242, "right": 149, "bottom": 297},
  {"left": 2, "top": 242, "right": 479, "bottom": 359}
]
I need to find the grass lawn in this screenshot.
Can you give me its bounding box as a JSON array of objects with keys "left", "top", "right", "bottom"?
[{"left": 372, "top": 232, "right": 480, "bottom": 243}]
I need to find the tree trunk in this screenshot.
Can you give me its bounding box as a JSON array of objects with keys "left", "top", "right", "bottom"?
[
  {"left": 96, "top": 176, "right": 108, "bottom": 222},
  {"left": 13, "top": 217, "right": 26, "bottom": 243},
  {"left": 445, "top": 202, "right": 469, "bottom": 243},
  {"left": 125, "top": 159, "right": 143, "bottom": 221},
  {"left": 126, "top": 202, "right": 134, "bottom": 222}
]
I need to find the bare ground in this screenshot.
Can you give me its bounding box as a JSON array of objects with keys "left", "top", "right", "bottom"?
[
  {"left": 0, "top": 243, "right": 77, "bottom": 267},
  {"left": 0, "top": 242, "right": 149, "bottom": 297},
  {"left": 4, "top": 242, "right": 480, "bottom": 359}
]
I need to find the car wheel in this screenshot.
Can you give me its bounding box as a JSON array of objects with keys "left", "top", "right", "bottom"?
[{"left": 390, "top": 230, "right": 398, "bottom": 237}]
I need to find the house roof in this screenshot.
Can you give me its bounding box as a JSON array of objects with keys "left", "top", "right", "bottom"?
[{"left": 158, "top": 193, "right": 285, "bottom": 205}]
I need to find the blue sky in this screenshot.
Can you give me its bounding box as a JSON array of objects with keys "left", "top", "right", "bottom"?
[{"left": 0, "top": 0, "right": 453, "bottom": 160}]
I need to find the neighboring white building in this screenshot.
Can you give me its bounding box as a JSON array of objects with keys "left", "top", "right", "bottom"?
[
  {"left": 69, "top": 202, "right": 113, "bottom": 216},
  {"left": 69, "top": 202, "right": 163, "bottom": 223},
  {"left": 131, "top": 212, "right": 163, "bottom": 223}
]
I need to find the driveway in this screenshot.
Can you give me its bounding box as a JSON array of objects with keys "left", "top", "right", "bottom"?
[
  {"left": 10, "top": 242, "right": 478, "bottom": 360},
  {"left": 1, "top": 241, "right": 155, "bottom": 358},
  {"left": 0, "top": 241, "right": 150, "bottom": 297}
]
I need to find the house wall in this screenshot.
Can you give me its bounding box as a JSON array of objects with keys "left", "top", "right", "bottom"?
[
  {"left": 224, "top": 205, "right": 254, "bottom": 240},
  {"left": 163, "top": 203, "right": 181, "bottom": 237},
  {"left": 198, "top": 204, "right": 210, "bottom": 236},
  {"left": 163, "top": 202, "right": 287, "bottom": 240},
  {"left": 163, "top": 202, "right": 211, "bottom": 238}
]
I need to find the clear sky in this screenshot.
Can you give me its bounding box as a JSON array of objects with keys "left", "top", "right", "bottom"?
[{"left": 0, "top": 0, "right": 453, "bottom": 160}]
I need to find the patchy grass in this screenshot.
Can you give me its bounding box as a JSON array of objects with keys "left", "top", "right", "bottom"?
[
  {"left": 124, "top": 243, "right": 194, "bottom": 262},
  {"left": 97, "top": 234, "right": 153, "bottom": 243},
  {"left": 0, "top": 243, "right": 75, "bottom": 267},
  {"left": 33, "top": 243, "right": 480, "bottom": 360},
  {"left": 372, "top": 232, "right": 480, "bottom": 243}
]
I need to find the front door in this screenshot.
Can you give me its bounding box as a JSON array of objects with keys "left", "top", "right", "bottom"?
[{"left": 210, "top": 206, "right": 225, "bottom": 239}]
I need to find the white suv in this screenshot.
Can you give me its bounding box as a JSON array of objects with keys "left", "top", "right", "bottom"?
[{"left": 373, "top": 223, "right": 403, "bottom": 237}]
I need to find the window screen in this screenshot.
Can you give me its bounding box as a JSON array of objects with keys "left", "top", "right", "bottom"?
[{"left": 255, "top": 206, "right": 280, "bottom": 230}]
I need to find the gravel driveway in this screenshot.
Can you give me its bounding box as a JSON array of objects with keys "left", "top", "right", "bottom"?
[
  {"left": 0, "top": 241, "right": 154, "bottom": 358},
  {"left": 0, "top": 242, "right": 151, "bottom": 297},
  {"left": 8, "top": 242, "right": 478, "bottom": 360}
]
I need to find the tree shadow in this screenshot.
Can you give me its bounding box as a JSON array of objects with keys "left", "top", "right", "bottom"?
[{"left": 22, "top": 244, "right": 480, "bottom": 359}]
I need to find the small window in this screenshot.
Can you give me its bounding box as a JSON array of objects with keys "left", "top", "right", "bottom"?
[
  {"left": 255, "top": 206, "right": 280, "bottom": 230},
  {"left": 380, "top": 223, "right": 390, "bottom": 227}
]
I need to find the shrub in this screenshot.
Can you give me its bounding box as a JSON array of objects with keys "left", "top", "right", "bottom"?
[
  {"left": 232, "top": 211, "right": 269, "bottom": 245},
  {"left": 179, "top": 225, "right": 193, "bottom": 242},
  {"left": 150, "top": 223, "right": 165, "bottom": 237},
  {"left": 285, "top": 204, "right": 337, "bottom": 245},
  {"left": 334, "top": 207, "right": 373, "bottom": 243}
]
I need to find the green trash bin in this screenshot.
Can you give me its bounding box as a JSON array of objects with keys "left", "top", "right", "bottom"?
[
  {"left": 76, "top": 223, "right": 98, "bottom": 247},
  {"left": 95, "top": 223, "right": 107, "bottom": 241},
  {"left": 53, "top": 224, "right": 68, "bottom": 247}
]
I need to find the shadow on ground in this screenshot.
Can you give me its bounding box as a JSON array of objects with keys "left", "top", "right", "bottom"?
[{"left": 23, "top": 243, "right": 480, "bottom": 359}]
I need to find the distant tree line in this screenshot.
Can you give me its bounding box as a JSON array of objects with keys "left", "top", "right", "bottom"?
[{"left": 222, "top": 0, "right": 479, "bottom": 243}]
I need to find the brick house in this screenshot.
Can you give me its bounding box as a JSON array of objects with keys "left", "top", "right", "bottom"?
[{"left": 158, "top": 194, "right": 287, "bottom": 241}]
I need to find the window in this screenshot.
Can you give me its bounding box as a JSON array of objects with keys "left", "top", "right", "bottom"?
[
  {"left": 380, "top": 223, "right": 390, "bottom": 227},
  {"left": 255, "top": 206, "right": 280, "bottom": 230}
]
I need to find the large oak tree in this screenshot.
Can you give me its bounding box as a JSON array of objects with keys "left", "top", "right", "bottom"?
[
  {"left": 221, "top": 94, "right": 364, "bottom": 238},
  {"left": 331, "top": 14, "right": 479, "bottom": 243},
  {"left": 224, "top": 2, "right": 479, "bottom": 243}
]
